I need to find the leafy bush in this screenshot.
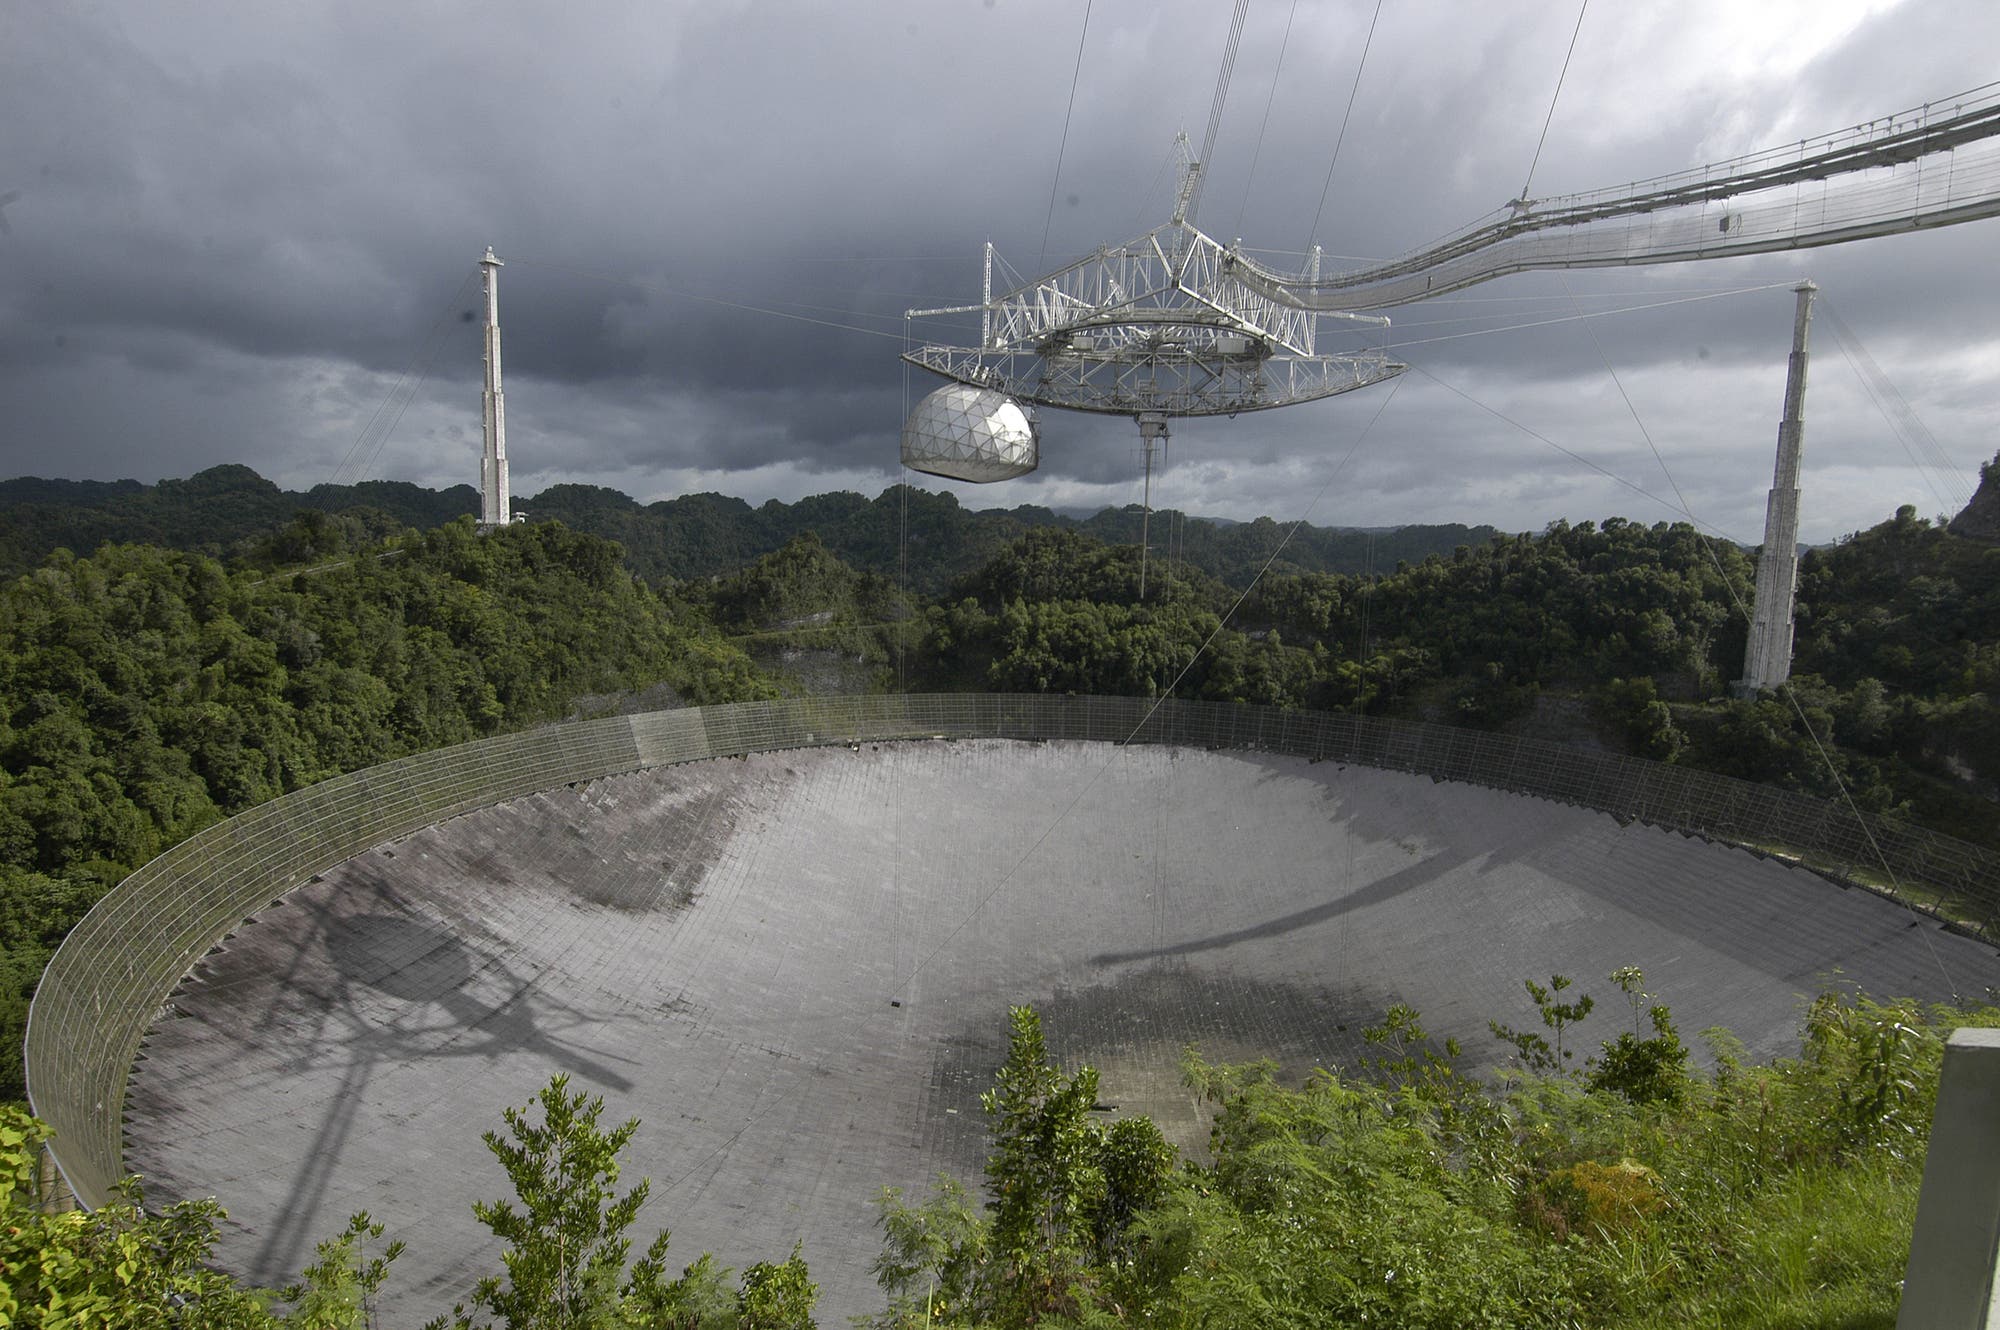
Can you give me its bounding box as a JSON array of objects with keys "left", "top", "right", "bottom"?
[
  {"left": 0, "top": 1104, "right": 401, "bottom": 1328},
  {"left": 873, "top": 984, "right": 2000, "bottom": 1329}
]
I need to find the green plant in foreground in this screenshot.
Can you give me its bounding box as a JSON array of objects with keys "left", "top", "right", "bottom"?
[
  {"left": 0, "top": 1103, "right": 401, "bottom": 1328},
  {"left": 428, "top": 1075, "right": 663, "bottom": 1330},
  {"left": 873, "top": 1006, "right": 1176, "bottom": 1328},
  {"left": 280, "top": 1213, "right": 406, "bottom": 1330},
  {"left": 1587, "top": 967, "right": 1691, "bottom": 1106},
  {"left": 1490, "top": 973, "right": 1596, "bottom": 1072},
  {"left": 875, "top": 984, "right": 2000, "bottom": 1330},
  {"left": 431, "top": 1074, "right": 819, "bottom": 1330}
]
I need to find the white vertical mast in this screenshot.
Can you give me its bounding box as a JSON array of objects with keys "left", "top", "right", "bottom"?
[
  {"left": 1735, "top": 281, "right": 1817, "bottom": 696},
  {"left": 982, "top": 241, "right": 994, "bottom": 350},
  {"left": 479, "top": 246, "right": 510, "bottom": 528}
]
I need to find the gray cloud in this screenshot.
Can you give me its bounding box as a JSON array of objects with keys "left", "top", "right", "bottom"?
[{"left": 3, "top": 0, "right": 1996, "bottom": 546}]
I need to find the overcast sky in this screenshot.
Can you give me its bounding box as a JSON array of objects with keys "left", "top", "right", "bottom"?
[{"left": 4, "top": 0, "right": 1997, "bottom": 545}]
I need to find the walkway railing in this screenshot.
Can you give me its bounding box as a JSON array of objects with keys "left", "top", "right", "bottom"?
[{"left": 26, "top": 694, "right": 2000, "bottom": 1207}]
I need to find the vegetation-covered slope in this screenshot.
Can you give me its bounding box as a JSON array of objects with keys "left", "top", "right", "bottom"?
[
  {"left": 0, "top": 465, "right": 480, "bottom": 575},
  {"left": 9, "top": 463, "right": 2000, "bottom": 1072},
  {"left": 857, "top": 505, "right": 1993, "bottom": 844},
  {"left": 895, "top": 516, "right": 1747, "bottom": 719},
  {"left": 0, "top": 517, "right": 775, "bottom": 1100},
  {"left": 875, "top": 986, "right": 2000, "bottom": 1330},
  {"left": 4, "top": 465, "right": 1999, "bottom": 1327},
  {"left": 0, "top": 465, "right": 1498, "bottom": 594}
]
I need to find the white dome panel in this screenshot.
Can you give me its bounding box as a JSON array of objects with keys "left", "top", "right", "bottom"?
[{"left": 901, "top": 383, "right": 1038, "bottom": 483}]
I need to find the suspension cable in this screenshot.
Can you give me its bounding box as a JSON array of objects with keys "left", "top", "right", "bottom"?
[
  {"left": 1381, "top": 282, "right": 1797, "bottom": 351},
  {"left": 1183, "top": 0, "right": 1251, "bottom": 229},
  {"left": 324, "top": 268, "right": 478, "bottom": 488},
  {"left": 1235, "top": 0, "right": 1301, "bottom": 240},
  {"left": 507, "top": 255, "right": 912, "bottom": 342},
  {"left": 899, "top": 315, "right": 913, "bottom": 694},
  {"left": 1520, "top": 0, "right": 1590, "bottom": 202},
  {"left": 1303, "top": 0, "right": 1385, "bottom": 253},
  {"left": 893, "top": 378, "right": 1406, "bottom": 993},
  {"left": 1485, "top": 278, "right": 1965, "bottom": 998},
  {"left": 1037, "top": 0, "right": 1094, "bottom": 271},
  {"left": 1818, "top": 298, "right": 1973, "bottom": 514}
]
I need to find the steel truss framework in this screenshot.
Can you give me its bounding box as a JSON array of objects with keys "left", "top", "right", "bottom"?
[
  {"left": 902, "top": 315, "right": 1402, "bottom": 417},
  {"left": 906, "top": 81, "right": 2000, "bottom": 417},
  {"left": 907, "top": 139, "right": 1405, "bottom": 418}
]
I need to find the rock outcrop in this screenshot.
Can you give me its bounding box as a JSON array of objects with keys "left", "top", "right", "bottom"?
[{"left": 1948, "top": 450, "right": 2000, "bottom": 543}]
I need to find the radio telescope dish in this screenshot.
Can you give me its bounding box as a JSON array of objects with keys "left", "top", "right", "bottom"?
[{"left": 901, "top": 383, "right": 1040, "bottom": 483}]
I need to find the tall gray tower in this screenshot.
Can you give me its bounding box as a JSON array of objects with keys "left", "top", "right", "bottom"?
[
  {"left": 1734, "top": 281, "right": 1817, "bottom": 697},
  {"left": 479, "top": 246, "right": 510, "bottom": 528}
]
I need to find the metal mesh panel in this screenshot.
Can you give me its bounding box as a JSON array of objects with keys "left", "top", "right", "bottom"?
[
  {"left": 23, "top": 717, "right": 642, "bottom": 1206},
  {"left": 26, "top": 695, "right": 2000, "bottom": 1209}
]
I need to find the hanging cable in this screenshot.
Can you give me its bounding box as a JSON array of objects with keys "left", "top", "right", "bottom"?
[
  {"left": 899, "top": 315, "right": 913, "bottom": 695},
  {"left": 323, "top": 268, "right": 478, "bottom": 489},
  {"left": 1818, "top": 297, "right": 1973, "bottom": 514},
  {"left": 1558, "top": 269, "right": 1759, "bottom": 606},
  {"left": 1037, "top": 0, "right": 1094, "bottom": 271},
  {"left": 893, "top": 325, "right": 911, "bottom": 1006},
  {"left": 1235, "top": 0, "right": 1300, "bottom": 240},
  {"left": 1129, "top": 138, "right": 1184, "bottom": 235},
  {"left": 1382, "top": 282, "right": 1797, "bottom": 351},
  {"left": 1304, "top": 0, "right": 1384, "bottom": 254},
  {"left": 1404, "top": 361, "right": 1741, "bottom": 536},
  {"left": 892, "top": 376, "right": 1407, "bottom": 994},
  {"left": 1358, "top": 529, "right": 1374, "bottom": 662},
  {"left": 1551, "top": 273, "right": 1961, "bottom": 998},
  {"left": 1182, "top": 0, "right": 1251, "bottom": 229},
  {"left": 1519, "top": 0, "right": 1590, "bottom": 202},
  {"left": 510, "top": 256, "right": 912, "bottom": 343}
]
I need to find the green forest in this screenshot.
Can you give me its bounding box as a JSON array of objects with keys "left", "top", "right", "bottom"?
[
  {"left": 0, "top": 464, "right": 1497, "bottom": 594},
  {"left": 687, "top": 498, "right": 2000, "bottom": 846},
  {"left": 0, "top": 515, "right": 775, "bottom": 1101},
  {"left": 3, "top": 463, "right": 1999, "bottom": 1325}
]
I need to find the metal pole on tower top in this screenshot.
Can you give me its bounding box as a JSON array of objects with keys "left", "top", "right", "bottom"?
[{"left": 479, "top": 246, "right": 510, "bottom": 529}]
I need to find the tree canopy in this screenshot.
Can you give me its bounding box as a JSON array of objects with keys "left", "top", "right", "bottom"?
[{"left": 0, "top": 517, "right": 776, "bottom": 1099}]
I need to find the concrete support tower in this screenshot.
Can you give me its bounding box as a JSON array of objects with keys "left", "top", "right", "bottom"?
[
  {"left": 479, "top": 246, "right": 510, "bottom": 528},
  {"left": 1734, "top": 281, "right": 1817, "bottom": 697}
]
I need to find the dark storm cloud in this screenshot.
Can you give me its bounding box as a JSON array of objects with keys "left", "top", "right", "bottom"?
[{"left": 3, "top": 1, "right": 1996, "bottom": 541}]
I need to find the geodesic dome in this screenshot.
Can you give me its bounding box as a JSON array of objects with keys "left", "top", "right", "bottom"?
[{"left": 900, "top": 383, "right": 1038, "bottom": 483}]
